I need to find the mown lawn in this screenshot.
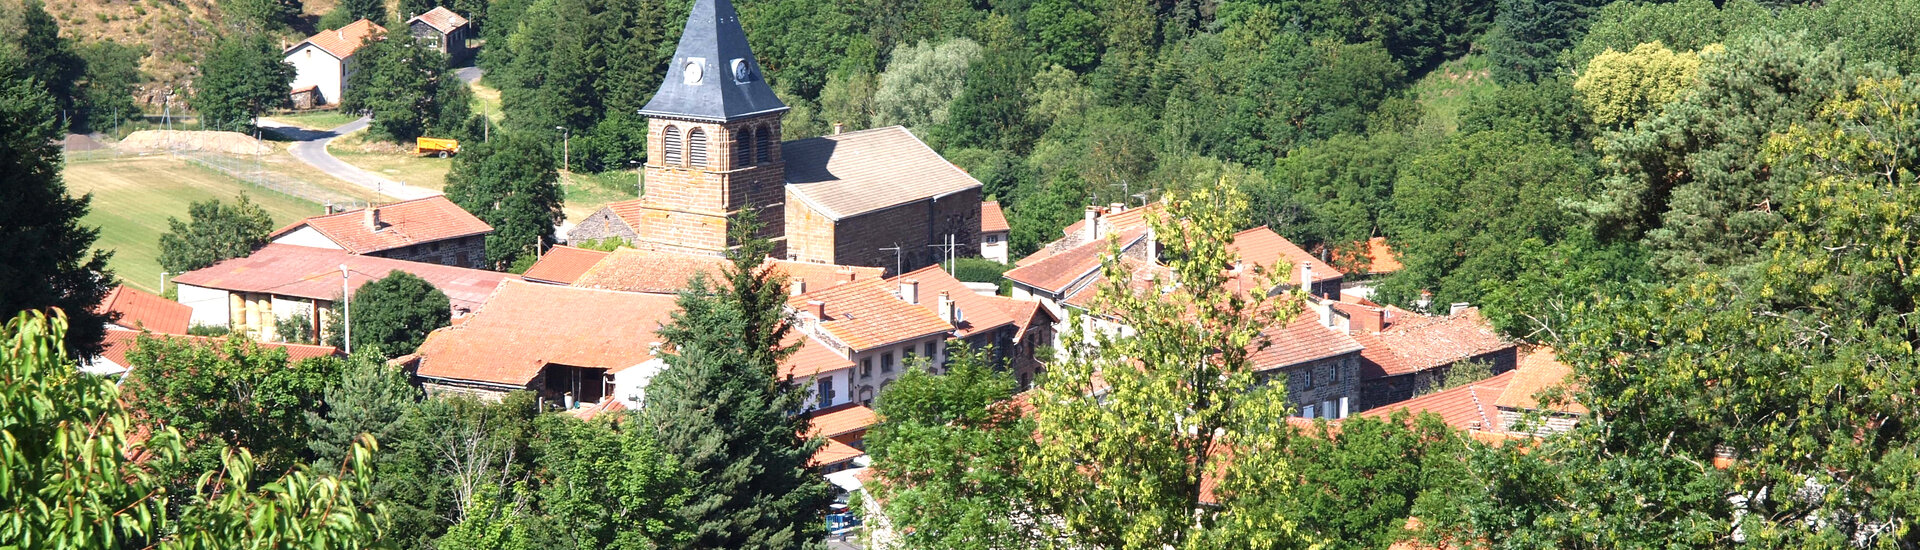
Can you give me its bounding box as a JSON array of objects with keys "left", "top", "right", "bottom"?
[
  {"left": 63, "top": 155, "right": 320, "bottom": 293},
  {"left": 262, "top": 109, "right": 361, "bottom": 132}
]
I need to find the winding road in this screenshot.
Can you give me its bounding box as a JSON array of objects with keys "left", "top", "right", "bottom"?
[{"left": 259, "top": 116, "right": 441, "bottom": 201}]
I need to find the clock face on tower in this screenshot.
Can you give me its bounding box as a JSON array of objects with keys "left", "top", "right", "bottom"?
[{"left": 683, "top": 60, "right": 704, "bottom": 85}]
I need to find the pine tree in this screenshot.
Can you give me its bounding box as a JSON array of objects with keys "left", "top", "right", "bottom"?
[
  {"left": 641, "top": 217, "right": 831, "bottom": 550},
  {"left": 0, "top": 46, "right": 114, "bottom": 357},
  {"left": 307, "top": 352, "right": 419, "bottom": 463}
]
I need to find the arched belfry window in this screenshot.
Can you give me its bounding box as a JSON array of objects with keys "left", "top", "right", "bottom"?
[
  {"left": 688, "top": 128, "right": 708, "bottom": 167},
  {"left": 755, "top": 124, "right": 772, "bottom": 163},
  {"left": 734, "top": 126, "right": 754, "bottom": 167},
  {"left": 662, "top": 125, "right": 683, "bottom": 165}
]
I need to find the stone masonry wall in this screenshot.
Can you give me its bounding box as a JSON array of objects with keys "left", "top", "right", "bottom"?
[
  {"left": 371, "top": 235, "right": 488, "bottom": 269},
  {"left": 786, "top": 188, "right": 837, "bottom": 264},
  {"left": 828, "top": 187, "right": 982, "bottom": 276},
  {"left": 565, "top": 207, "right": 638, "bottom": 245},
  {"left": 638, "top": 116, "right": 785, "bottom": 254},
  {"left": 1276, "top": 352, "right": 1361, "bottom": 417}
]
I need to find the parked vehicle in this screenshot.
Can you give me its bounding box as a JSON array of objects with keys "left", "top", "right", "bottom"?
[{"left": 415, "top": 137, "right": 460, "bottom": 157}]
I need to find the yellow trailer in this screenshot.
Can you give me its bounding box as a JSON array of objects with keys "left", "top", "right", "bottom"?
[{"left": 415, "top": 137, "right": 460, "bottom": 157}]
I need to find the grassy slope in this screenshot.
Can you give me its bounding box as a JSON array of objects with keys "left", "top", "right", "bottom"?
[
  {"left": 1411, "top": 55, "right": 1500, "bottom": 135},
  {"left": 64, "top": 155, "right": 320, "bottom": 293}
]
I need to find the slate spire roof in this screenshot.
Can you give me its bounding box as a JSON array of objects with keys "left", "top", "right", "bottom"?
[{"left": 638, "top": 0, "right": 787, "bottom": 122}]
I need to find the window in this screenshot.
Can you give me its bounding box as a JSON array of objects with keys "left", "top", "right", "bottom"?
[
  {"left": 861, "top": 357, "right": 872, "bottom": 377},
  {"left": 925, "top": 342, "right": 937, "bottom": 360},
  {"left": 1322, "top": 400, "right": 1335, "bottom": 420},
  {"left": 662, "top": 125, "right": 682, "bottom": 165},
  {"left": 1302, "top": 404, "right": 1317, "bottom": 419},
  {"left": 881, "top": 352, "right": 894, "bottom": 373},
  {"left": 987, "top": 235, "right": 998, "bottom": 244},
  {"left": 1330, "top": 364, "right": 1342, "bottom": 383},
  {"left": 734, "top": 126, "right": 754, "bottom": 167},
  {"left": 754, "top": 124, "right": 772, "bottom": 163},
  {"left": 903, "top": 348, "right": 915, "bottom": 367},
  {"left": 1338, "top": 397, "right": 1350, "bottom": 419},
  {"left": 1300, "top": 369, "right": 1313, "bottom": 389},
  {"left": 687, "top": 128, "right": 708, "bottom": 167},
  {"left": 817, "top": 379, "right": 834, "bottom": 405}
]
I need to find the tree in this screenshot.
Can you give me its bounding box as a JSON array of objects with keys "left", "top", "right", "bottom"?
[
  {"left": 157, "top": 194, "right": 275, "bottom": 274},
  {"left": 443, "top": 132, "right": 563, "bottom": 268},
  {"left": 1255, "top": 413, "right": 1471, "bottom": 550},
  {"left": 73, "top": 40, "right": 147, "bottom": 133},
  {"left": 867, "top": 344, "right": 1043, "bottom": 549},
  {"left": 190, "top": 34, "right": 295, "bottom": 131},
  {"left": 1572, "top": 42, "right": 1705, "bottom": 128},
  {"left": 331, "top": 0, "right": 388, "bottom": 26},
  {"left": 1484, "top": 0, "right": 1606, "bottom": 83},
  {"left": 641, "top": 218, "right": 831, "bottom": 549},
  {"left": 220, "top": 0, "right": 300, "bottom": 30},
  {"left": 935, "top": 29, "right": 1036, "bottom": 153},
  {"left": 123, "top": 333, "right": 342, "bottom": 476},
  {"left": 308, "top": 353, "right": 420, "bottom": 464},
  {"left": 1027, "top": 0, "right": 1102, "bottom": 72},
  {"left": 523, "top": 413, "right": 689, "bottom": 549},
  {"left": 0, "top": 311, "right": 385, "bottom": 548},
  {"left": 1028, "top": 180, "right": 1310, "bottom": 549},
  {"left": 871, "top": 38, "right": 981, "bottom": 130},
  {"left": 348, "top": 271, "right": 452, "bottom": 358},
  {"left": 0, "top": 45, "right": 114, "bottom": 357},
  {"left": 0, "top": 0, "right": 85, "bottom": 129},
  {"left": 1254, "top": 131, "right": 1416, "bottom": 251},
  {"left": 346, "top": 36, "right": 465, "bottom": 141}
]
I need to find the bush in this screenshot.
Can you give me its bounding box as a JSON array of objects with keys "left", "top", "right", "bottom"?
[{"left": 952, "top": 257, "right": 1008, "bottom": 283}]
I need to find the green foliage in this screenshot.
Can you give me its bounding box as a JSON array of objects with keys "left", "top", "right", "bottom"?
[
  {"left": 1419, "top": 359, "right": 1494, "bottom": 396},
  {"left": 950, "top": 257, "right": 1008, "bottom": 284},
  {"left": 444, "top": 132, "right": 564, "bottom": 268},
  {"left": 123, "top": 333, "right": 341, "bottom": 476},
  {"left": 494, "top": 0, "right": 684, "bottom": 171},
  {"left": 157, "top": 194, "right": 274, "bottom": 274},
  {"left": 1457, "top": 78, "right": 1591, "bottom": 145},
  {"left": 346, "top": 37, "right": 464, "bottom": 141},
  {"left": 276, "top": 312, "right": 315, "bottom": 344},
  {"left": 348, "top": 270, "right": 452, "bottom": 358},
  {"left": 1485, "top": 0, "right": 1606, "bottom": 83},
  {"left": 435, "top": 482, "right": 536, "bottom": 550},
  {"left": 1569, "top": 0, "right": 1772, "bottom": 67},
  {"left": 0, "top": 44, "right": 114, "bottom": 357},
  {"left": 1266, "top": 413, "right": 1470, "bottom": 550},
  {"left": 522, "top": 413, "right": 690, "bottom": 549},
  {"left": 307, "top": 353, "right": 419, "bottom": 464},
  {"left": 1027, "top": 0, "right": 1101, "bottom": 72},
  {"left": 640, "top": 217, "right": 831, "bottom": 549},
  {"left": 330, "top": 0, "right": 388, "bottom": 26},
  {"left": 571, "top": 237, "right": 631, "bottom": 252},
  {"left": 1573, "top": 41, "right": 1704, "bottom": 128},
  {"left": 935, "top": 32, "right": 1037, "bottom": 153},
  {"left": 0, "top": 0, "right": 85, "bottom": 128},
  {"left": 190, "top": 34, "right": 296, "bottom": 131},
  {"left": 73, "top": 40, "right": 147, "bottom": 132},
  {"left": 867, "top": 344, "right": 1042, "bottom": 549},
  {"left": 1253, "top": 131, "right": 1416, "bottom": 251},
  {"left": 872, "top": 38, "right": 981, "bottom": 130},
  {"left": 220, "top": 0, "right": 300, "bottom": 30}
]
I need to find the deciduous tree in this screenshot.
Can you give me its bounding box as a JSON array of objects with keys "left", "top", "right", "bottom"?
[
  {"left": 347, "top": 270, "right": 452, "bottom": 358},
  {"left": 1573, "top": 41, "right": 1704, "bottom": 128},
  {"left": 443, "top": 132, "right": 563, "bottom": 268},
  {"left": 871, "top": 38, "right": 980, "bottom": 130},
  {"left": 190, "top": 34, "right": 296, "bottom": 131},
  {"left": 157, "top": 194, "right": 275, "bottom": 274}
]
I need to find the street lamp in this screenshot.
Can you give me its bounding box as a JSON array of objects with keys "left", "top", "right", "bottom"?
[
  {"left": 555, "top": 125, "right": 570, "bottom": 172},
  {"left": 630, "top": 159, "right": 643, "bottom": 197},
  {"left": 339, "top": 264, "right": 351, "bottom": 354}
]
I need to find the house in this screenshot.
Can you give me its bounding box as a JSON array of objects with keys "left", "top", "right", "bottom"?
[
  {"left": 570, "top": 247, "right": 882, "bottom": 295},
  {"left": 979, "top": 201, "right": 1010, "bottom": 264},
  {"left": 1227, "top": 226, "right": 1342, "bottom": 299},
  {"left": 889, "top": 265, "right": 1056, "bottom": 389},
  {"left": 806, "top": 403, "right": 878, "bottom": 472},
  {"left": 405, "top": 6, "right": 471, "bottom": 63},
  {"left": 520, "top": 246, "right": 611, "bottom": 285},
  {"left": 85, "top": 328, "right": 338, "bottom": 377},
  {"left": 564, "top": 0, "right": 982, "bottom": 275},
  {"left": 95, "top": 285, "right": 191, "bottom": 334},
  {"left": 284, "top": 19, "right": 385, "bottom": 106},
  {"left": 1251, "top": 312, "right": 1367, "bottom": 419},
  {"left": 269, "top": 196, "right": 492, "bottom": 269},
  {"left": 1337, "top": 300, "right": 1518, "bottom": 410},
  {"left": 790, "top": 278, "right": 955, "bottom": 405},
  {"left": 566, "top": 199, "right": 645, "bottom": 246},
  {"left": 1360, "top": 346, "right": 1581, "bottom": 440},
  {"left": 409, "top": 280, "right": 679, "bottom": 405},
  {"left": 170, "top": 244, "right": 516, "bottom": 343}
]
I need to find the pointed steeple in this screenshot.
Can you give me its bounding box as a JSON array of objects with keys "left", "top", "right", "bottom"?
[{"left": 638, "top": 0, "right": 787, "bottom": 123}]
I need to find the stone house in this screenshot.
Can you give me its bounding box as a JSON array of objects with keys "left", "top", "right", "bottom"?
[
  {"left": 170, "top": 244, "right": 514, "bottom": 342},
  {"left": 405, "top": 6, "right": 471, "bottom": 64},
  {"left": 889, "top": 265, "right": 1056, "bottom": 390},
  {"left": 979, "top": 201, "right": 1010, "bottom": 264},
  {"left": 283, "top": 19, "right": 384, "bottom": 106},
  {"left": 269, "top": 196, "right": 492, "bottom": 269},
  {"left": 1360, "top": 346, "right": 1582, "bottom": 441},
  {"left": 789, "top": 278, "right": 956, "bottom": 406},
  {"left": 1338, "top": 300, "right": 1518, "bottom": 411},
  {"left": 1227, "top": 226, "right": 1343, "bottom": 300},
  {"left": 1250, "top": 313, "right": 1367, "bottom": 419},
  {"left": 566, "top": 199, "right": 644, "bottom": 246}
]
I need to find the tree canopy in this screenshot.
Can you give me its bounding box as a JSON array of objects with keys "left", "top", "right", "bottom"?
[
  {"left": 347, "top": 270, "right": 452, "bottom": 358},
  {"left": 157, "top": 194, "right": 275, "bottom": 275}
]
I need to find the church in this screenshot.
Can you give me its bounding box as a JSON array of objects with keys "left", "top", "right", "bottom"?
[{"left": 567, "top": 0, "right": 983, "bottom": 275}]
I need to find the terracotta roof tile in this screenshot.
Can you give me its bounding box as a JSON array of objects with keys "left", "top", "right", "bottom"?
[
  {"left": 292, "top": 19, "right": 385, "bottom": 59},
  {"left": 407, "top": 6, "right": 468, "bottom": 34},
  {"left": 889, "top": 265, "right": 1017, "bottom": 338},
  {"left": 784, "top": 126, "right": 982, "bottom": 220},
  {"left": 980, "top": 201, "right": 1009, "bottom": 233},
  {"left": 603, "top": 199, "right": 646, "bottom": 230},
  {"left": 1365, "top": 237, "right": 1402, "bottom": 273},
  {"left": 521, "top": 246, "right": 610, "bottom": 284},
  {"left": 1228, "top": 226, "right": 1343, "bottom": 287},
  {"left": 1494, "top": 347, "right": 1586, "bottom": 415},
  {"left": 789, "top": 278, "right": 953, "bottom": 353},
  {"left": 810, "top": 438, "right": 864, "bottom": 467},
  {"left": 1002, "top": 298, "right": 1055, "bottom": 343},
  {"left": 172, "top": 244, "right": 516, "bottom": 312},
  {"left": 1360, "top": 369, "right": 1519, "bottom": 432},
  {"left": 415, "top": 280, "right": 679, "bottom": 386},
  {"left": 1353, "top": 308, "right": 1513, "bottom": 379},
  {"left": 569, "top": 399, "right": 628, "bottom": 420},
  {"left": 573, "top": 248, "right": 882, "bottom": 294},
  {"left": 806, "top": 403, "right": 877, "bottom": 439},
  {"left": 780, "top": 333, "right": 854, "bottom": 380},
  {"left": 96, "top": 285, "right": 191, "bottom": 334},
  {"left": 95, "top": 329, "right": 338, "bottom": 375},
  {"left": 1059, "top": 203, "right": 1159, "bottom": 245},
  {"left": 1005, "top": 227, "right": 1148, "bottom": 295},
  {"left": 270, "top": 196, "right": 492, "bottom": 255},
  {"left": 1060, "top": 256, "right": 1170, "bottom": 309},
  {"left": 1249, "top": 315, "right": 1366, "bottom": 371}
]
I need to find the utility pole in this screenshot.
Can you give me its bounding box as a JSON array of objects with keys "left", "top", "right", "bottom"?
[
  {"left": 340, "top": 264, "right": 352, "bottom": 354},
  {"left": 630, "top": 159, "right": 644, "bottom": 197},
  {"left": 879, "top": 245, "right": 903, "bottom": 277},
  {"left": 927, "top": 234, "right": 959, "bottom": 274},
  {"left": 554, "top": 125, "right": 569, "bottom": 172}
]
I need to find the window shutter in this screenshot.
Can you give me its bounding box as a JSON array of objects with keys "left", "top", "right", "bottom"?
[
  {"left": 734, "top": 127, "right": 754, "bottom": 167},
  {"left": 688, "top": 129, "right": 708, "bottom": 167},
  {"left": 662, "top": 125, "right": 682, "bottom": 165},
  {"left": 755, "top": 124, "right": 772, "bottom": 163}
]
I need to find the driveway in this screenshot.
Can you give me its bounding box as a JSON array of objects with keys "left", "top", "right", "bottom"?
[
  {"left": 455, "top": 66, "right": 483, "bottom": 84},
  {"left": 259, "top": 115, "right": 440, "bottom": 201}
]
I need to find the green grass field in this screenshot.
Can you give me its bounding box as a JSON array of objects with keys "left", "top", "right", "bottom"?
[
  {"left": 64, "top": 155, "right": 321, "bottom": 293},
  {"left": 1412, "top": 55, "right": 1501, "bottom": 135},
  {"left": 562, "top": 169, "right": 642, "bottom": 221},
  {"left": 263, "top": 110, "right": 361, "bottom": 131}
]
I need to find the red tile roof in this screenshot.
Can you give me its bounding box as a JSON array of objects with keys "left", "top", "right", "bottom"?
[
  {"left": 1002, "top": 299, "right": 1055, "bottom": 343},
  {"left": 270, "top": 196, "right": 492, "bottom": 255},
  {"left": 568, "top": 399, "right": 629, "bottom": 420},
  {"left": 1005, "top": 227, "right": 1149, "bottom": 295},
  {"left": 1249, "top": 315, "right": 1366, "bottom": 371},
  {"left": 573, "top": 248, "right": 882, "bottom": 295},
  {"left": 790, "top": 278, "right": 953, "bottom": 353},
  {"left": 407, "top": 6, "right": 469, "bottom": 34},
  {"left": 1059, "top": 203, "right": 1160, "bottom": 244},
  {"left": 1060, "top": 256, "right": 1171, "bottom": 309},
  {"left": 597, "top": 199, "right": 646, "bottom": 232},
  {"left": 980, "top": 201, "right": 1009, "bottom": 233},
  {"left": 783, "top": 126, "right": 982, "bottom": 220},
  {"left": 1494, "top": 347, "right": 1586, "bottom": 415},
  {"left": 780, "top": 333, "right": 854, "bottom": 380},
  {"left": 1353, "top": 307, "right": 1513, "bottom": 380},
  {"left": 889, "top": 265, "right": 1018, "bottom": 338},
  {"left": 811, "top": 438, "right": 864, "bottom": 467},
  {"left": 1227, "top": 226, "right": 1343, "bottom": 287},
  {"left": 414, "top": 280, "right": 679, "bottom": 386},
  {"left": 96, "top": 285, "right": 191, "bottom": 334},
  {"left": 1360, "top": 369, "right": 1519, "bottom": 432},
  {"left": 172, "top": 244, "right": 516, "bottom": 312},
  {"left": 292, "top": 19, "right": 385, "bottom": 59},
  {"left": 1365, "top": 237, "right": 1402, "bottom": 274},
  {"left": 521, "top": 246, "right": 610, "bottom": 284},
  {"left": 97, "top": 329, "right": 339, "bottom": 372},
  {"left": 806, "top": 403, "right": 877, "bottom": 439}
]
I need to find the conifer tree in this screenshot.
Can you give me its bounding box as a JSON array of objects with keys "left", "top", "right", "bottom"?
[
  {"left": 307, "top": 353, "right": 419, "bottom": 464},
  {"left": 641, "top": 217, "right": 831, "bottom": 550}
]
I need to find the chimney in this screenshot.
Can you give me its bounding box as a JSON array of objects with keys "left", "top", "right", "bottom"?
[
  {"left": 1300, "top": 262, "right": 1313, "bottom": 292},
  {"left": 324, "top": 202, "right": 335, "bottom": 215},
  {"left": 1145, "top": 226, "right": 1158, "bottom": 261},
  {"left": 336, "top": 29, "right": 343, "bottom": 40},
  {"left": 1353, "top": 306, "right": 1386, "bottom": 333},
  {"left": 1083, "top": 206, "right": 1101, "bottom": 243},
  {"left": 838, "top": 266, "right": 856, "bottom": 283},
  {"left": 938, "top": 291, "right": 956, "bottom": 323},
  {"left": 833, "top": 122, "right": 844, "bottom": 135},
  {"left": 899, "top": 279, "right": 919, "bottom": 304},
  {"left": 808, "top": 300, "right": 826, "bottom": 320},
  {"left": 1109, "top": 202, "right": 1124, "bottom": 212},
  {"left": 790, "top": 278, "right": 806, "bottom": 296},
  {"left": 364, "top": 206, "right": 381, "bottom": 231}
]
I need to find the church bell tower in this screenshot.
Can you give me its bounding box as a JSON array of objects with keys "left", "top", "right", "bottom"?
[{"left": 633, "top": 0, "right": 787, "bottom": 256}]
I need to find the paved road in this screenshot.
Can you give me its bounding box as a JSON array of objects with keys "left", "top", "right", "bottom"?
[
  {"left": 260, "top": 115, "right": 440, "bottom": 201},
  {"left": 455, "top": 66, "right": 483, "bottom": 84}
]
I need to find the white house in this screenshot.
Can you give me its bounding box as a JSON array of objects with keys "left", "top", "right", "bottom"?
[{"left": 284, "top": 19, "right": 385, "bottom": 106}]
